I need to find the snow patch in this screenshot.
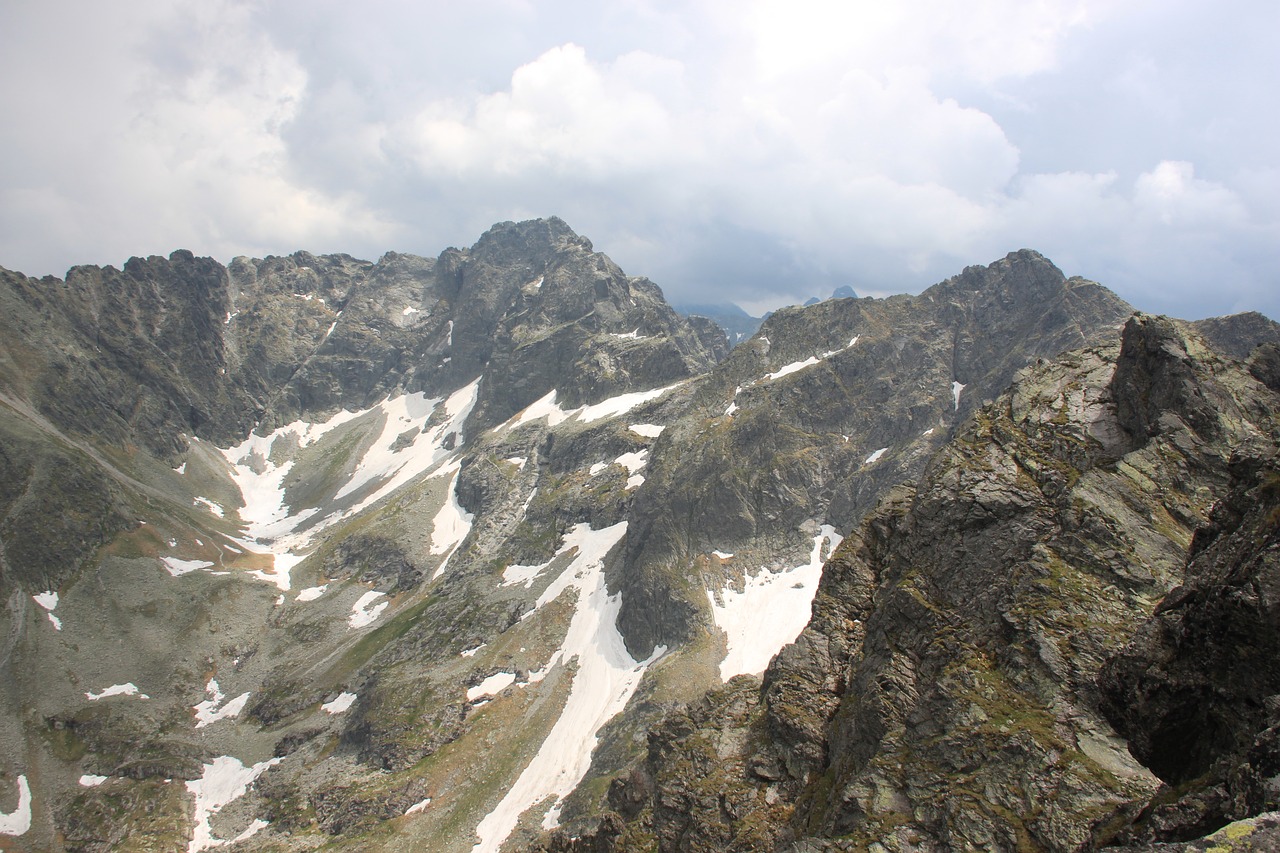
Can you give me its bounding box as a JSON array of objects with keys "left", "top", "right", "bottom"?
[
  {"left": 349, "top": 591, "right": 388, "bottom": 628},
  {"left": 864, "top": 447, "right": 888, "bottom": 464},
  {"left": 86, "top": 683, "right": 148, "bottom": 701},
  {"left": 162, "top": 557, "right": 215, "bottom": 577},
  {"left": 219, "top": 379, "right": 480, "bottom": 592},
  {"left": 502, "top": 383, "right": 684, "bottom": 433},
  {"left": 756, "top": 336, "right": 859, "bottom": 386},
  {"left": 611, "top": 328, "right": 643, "bottom": 340},
  {"left": 467, "top": 672, "right": 517, "bottom": 702},
  {"left": 614, "top": 450, "right": 648, "bottom": 474},
  {"left": 332, "top": 385, "right": 472, "bottom": 507},
  {"left": 506, "top": 456, "right": 527, "bottom": 469},
  {"left": 506, "top": 390, "right": 570, "bottom": 430},
  {"left": 0, "top": 775, "right": 31, "bottom": 836},
  {"left": 713, "top": 550, "right": 735, "bottom": 560},
  {"left": 296, "top": 584, "right": 327, "bottom": 602},
  {"left": 461, "top": 644, "right": 485, "bottom": 658},
  {"left": 446, "top": 319, "right": 454, "bottom": 346},
  {"left": 194, "top": 679, "right": 250, "bottom": 728},
  {"left": 174, "top": 462, "right": 187, "bottom": 475},
  {"left": 402, "top": 306, "right": 419, "bottom": 316},
  {"left": 628, "top": 423, "right": 664, "bottom": 438},
  {"left": 186, "top": 755, "right": 281, "bottom": 853},
  {"left": 764, "top": 356, "right": 819, "bottom": 381},
  {"left": 472, "top": 521, "right": 663, "bottom": 853},
  {"left": 952, "top": 380, "right": 966, "bottom": 411},
  {"left": 588, "top": 462, "right": 607, "bottom": 477},
  {"left": 708, "top": 525, "right": 843, "bottom": 680},
  {"left": 625, "top": 474, "right": 645, "bottom": 490},
  {"left": 429, "top": 468, "right": 474, "bottom": 577},
  {"left": 193, "top": 497, "right": 224, "bottom": 517},
  {"left": 32, "top": 591, "right": 61, "bottom": 630},
  {"left": 78, "top": 774, "right": 108, "bottom": 787},
  {"left": 231, "top": 819, "right": 269, "bottom": 844},
  {"left": 503, "top": 557, "right": 552, "bottom": 589},
  {"left": 321, "top": 692, "right": 357, "bottom": 714}
]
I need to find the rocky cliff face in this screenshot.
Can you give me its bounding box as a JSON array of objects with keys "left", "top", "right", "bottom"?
[
  {"left": 1098, "top": 434, "right": 1280, "bottom": 845},
  {"left": 615, "top": 250, "right": 1133, "bottom": 659},
  {"left": 1, "top": 225, "right": 1278, "bottom": 853},
  {"left": 546, "top": 314, "right": 1280, "bottom": 852}
]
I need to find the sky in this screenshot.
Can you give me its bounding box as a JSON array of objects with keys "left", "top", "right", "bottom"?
[{"left": 1, "top": 0, "right": 1277, "bottom": 320}]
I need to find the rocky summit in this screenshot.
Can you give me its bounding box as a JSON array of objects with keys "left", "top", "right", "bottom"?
[{"left": 0, "top": 219, "right": 1278, "bottom": 853}]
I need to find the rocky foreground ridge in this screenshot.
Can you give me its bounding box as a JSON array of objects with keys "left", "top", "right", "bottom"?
[{"left": 0, "top": 219, "right": 1278, "bottom": 852}]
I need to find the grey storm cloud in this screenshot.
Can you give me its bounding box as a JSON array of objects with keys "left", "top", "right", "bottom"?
[{"left": 1, "top": 0, "right": 1277, "bottom": 321}]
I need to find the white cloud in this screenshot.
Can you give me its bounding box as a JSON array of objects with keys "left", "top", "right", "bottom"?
[
  {"left": 0, "top": 0, "right": 396, "bottom": 276},
  {"left": 401, "top": 44, "right": 694, "bottom": 179},
  {"left": 1133, "top": 160, "right": 1248, "bottom": 226},
  {"left": 742, "top": 0, "right": 1105, "bottom": 84},
  {"left": 0, "top": 0, "right": 1275, "bottom": 320}
]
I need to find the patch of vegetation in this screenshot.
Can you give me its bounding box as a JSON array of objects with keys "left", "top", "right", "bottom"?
[{"left": 61, "top": 779, "right": 191, "bottom": 853}]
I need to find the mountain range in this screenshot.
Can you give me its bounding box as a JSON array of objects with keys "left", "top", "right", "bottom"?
[{"left": 1, "top": 217, "right": 1278, "bottom": 852}]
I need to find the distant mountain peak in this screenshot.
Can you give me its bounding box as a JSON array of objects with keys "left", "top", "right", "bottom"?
[{"left": 804, "top": 284, "right": 860, "bottom": 306}]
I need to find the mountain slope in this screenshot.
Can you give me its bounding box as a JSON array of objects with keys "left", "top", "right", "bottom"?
[
  {"left": 544, "top": 314, "right": 1280, "bottom": 852},
  {"left": 0, "top": 219, "right": 723, "bottom": 852},
  {"left": 1, "top": 225, "right": 1278, "bottom": 853}
]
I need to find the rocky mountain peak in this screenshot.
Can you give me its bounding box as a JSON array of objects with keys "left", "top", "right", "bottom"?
[
  {"left": 2, "top": 226, "right": 1278, "bottom": 853},
  {"left": 470, "top": 216, "right": 593, "bottom": 266}
]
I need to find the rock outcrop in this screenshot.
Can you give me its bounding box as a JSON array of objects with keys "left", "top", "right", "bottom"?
[
  {"left": 616, "top": 250, "right": 1134, "bottom": 659},
  {"left": 552, "top": 314, "right": 1280, "bottom": 852}
]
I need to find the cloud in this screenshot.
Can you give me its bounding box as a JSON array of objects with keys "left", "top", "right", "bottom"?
[
  {"left": 0, "top": 0, "right": 396, "bottom": 275},
  {"left": 0, "top": 0, "right": 1276, "bottom": 321}
]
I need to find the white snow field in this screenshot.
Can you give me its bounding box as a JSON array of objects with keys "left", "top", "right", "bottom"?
[
  {"left": 0, "top": 775, "right": 31, "bottom": 836},
  {"left": 321, "top": 692, "right": 358, "bottom": 714},
  {"left": 472, "top": 522, "right": 665, "bottom": 853},
  {"left": 209, "top": 379, "right": 480, "bottom": 591},
  {"left": 760, "top": 336, "right": 860, "bottom": 384},
  {"left": 193, "top": 678, "right": 250, "bottom": 728},
  {"left": 349, "top": 591, "right": 388, "bottom": 628},
  {"left": 85, "top": 683, "right": 149, "bottom": 701},
  {"left": 429, "top": 465, "right": 474, "bottom": 576},
  {"left": 32, "top": 591, "right": 61, "bottom": 630},
  {"left": 628, "top": 423, "right": 664, "bottom": 438},
  {"left": 296, "top": 584, "right": 328, "bottom": 602},
  {"left": 161, "top": 556, "right": 215, "bottom": 577},
  {"left": 466, "top": 672, "right": 518, "bottom": 702},
  {"left": 500, "top": 382, "right": 685, "bottom": 433},
  {"left": 708, "top": 525, "right": 843, "bottom": 680},
  {"left": 186, "top": 755, "right": 281, "bottom": 853}
]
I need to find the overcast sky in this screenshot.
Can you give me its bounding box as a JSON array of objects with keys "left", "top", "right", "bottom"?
[{"left": 2, "top": 0, "right": 1277, "bottom": 319}]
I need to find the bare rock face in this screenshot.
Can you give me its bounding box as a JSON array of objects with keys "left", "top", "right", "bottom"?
[
  {"left": 1098, "top": 447, "right": 1280, "bottom": 845},
  {"left": 557, "top": 316, "right": 1280, "bottom": 853},
  {"left": 616, "top": 249, "right": 1134, "bottom": 660}
]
